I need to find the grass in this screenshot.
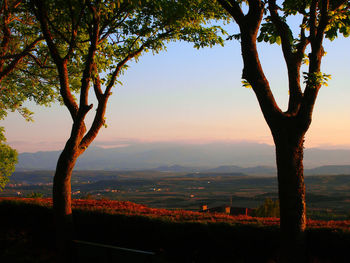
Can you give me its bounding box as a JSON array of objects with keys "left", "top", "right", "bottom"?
[{"left": 1, "top": 197, "right": 350, "bottom": 262}]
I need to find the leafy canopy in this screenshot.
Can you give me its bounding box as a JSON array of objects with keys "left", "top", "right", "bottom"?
[
  {"left": 258, "top": 0, "right": 350, "bottom": 44},
  {"left": 252, "top": 198, "right": 280, "bottom": 218},
  {"left": 0, "top": 1, "right": 60, "bottom": 190},
  {"left": 0, "top": 127, "right": 17, "bottom": 191},
  {"left": 257, "top": 0, "right": 350, "bottom": 87},
  {"left": 38, "top": 0, "right": 230, "bottom": 86},
  {"left": 0, "top": 0, "right": 59, "bottom": 121},
  {"left": 29, "top": 0, "right": 230, "bottom": 147}
]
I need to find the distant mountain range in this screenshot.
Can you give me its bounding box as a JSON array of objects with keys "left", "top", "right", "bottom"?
[
  {"left": 16, "top": 141, "right": 350, "bottom": 174},
  {"left": 154, "top": 164, "right": 350, "bottom": 176},
  {"left": 153, "top": 164, "right": 276, "bottom": 175}
]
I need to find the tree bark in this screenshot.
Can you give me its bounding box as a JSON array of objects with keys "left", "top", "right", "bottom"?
[
  {"left": 216, "top": 1, "right": 334, "bottom": 262},
  {"left": 272, "top": 124, "right": 307, "bottom": 263},
  {"left": 52, "top": 141, "right": 81, "bottom": 262}
]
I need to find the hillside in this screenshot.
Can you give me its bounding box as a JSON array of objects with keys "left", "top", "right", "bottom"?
[
  {"left": 1, "top": 198, "right": 350, "bottom": 263},
  {"left": 2, "top": 197, "right": 349, "bottom": 229}
]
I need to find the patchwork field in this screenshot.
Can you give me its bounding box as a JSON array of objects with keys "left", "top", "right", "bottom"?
[{"left": 3, "top": 171, "right": 350, "bottom": 220}]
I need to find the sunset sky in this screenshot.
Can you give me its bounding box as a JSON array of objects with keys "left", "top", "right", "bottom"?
[{"left": 2, "top": 29, "right": 350, "bottom": 153}]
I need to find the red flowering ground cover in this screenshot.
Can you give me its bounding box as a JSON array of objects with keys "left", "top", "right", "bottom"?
[{"left": 2, "top": 197, "right": 349, "bottom": 231}]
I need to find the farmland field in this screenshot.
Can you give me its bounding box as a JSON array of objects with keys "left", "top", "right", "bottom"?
[{"left": 2, "top": 171, "right": 350, "bottom": 220}]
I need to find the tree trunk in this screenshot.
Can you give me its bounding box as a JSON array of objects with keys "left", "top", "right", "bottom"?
[
  {"left": 273, "top": 127, "right": 307, "bottom": 263},
  {"left": 52, "top": 143, "right": 80, "bottom": 262}
]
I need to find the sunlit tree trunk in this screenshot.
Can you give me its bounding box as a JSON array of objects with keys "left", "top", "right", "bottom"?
[
  {"left": 53, "top": 127, "right": 85, "bottom": 262},
  {"left": 52, "top": 152, "right": 75, "bottom": 262},
  {"left": 272, "top": 126, "right": 307, "bottom": 262}
]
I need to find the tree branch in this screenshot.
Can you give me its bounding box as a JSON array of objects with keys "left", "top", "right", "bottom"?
[
  {"left": 91, "top": 63, "right": 103, "bottom": 101},
  {"left": 309, "top": 0, "right": 318, "bottom": 43},
  {"left": 80, "top": 43, "right": 145, "bottom": 150},
  {"left": 268, "top": 0, "right": 308, "bottom": 114},
  {"left": 64, "top": 0, "right": 85, "bottom": 60},
  {"left": 0, "top": 0, "right": 11, "bottom": 73},
  {"left": 330, "top": 0, "right": 348, "bottom": 11},
  {"left": 100, "top": 4, "right": 130, "bottom": 42},
  {"left": 295, "top": 16, "right": 309, "bottom": 62},
  {"left": 238, "top": 0, "right": 282, "bottom": 126},
  {"left": 268, "top": 0, "right": 293, "bottom": 61},
  {"left": 285, "top": 15, "right": 309, "bottom": 114},
  {"left": 0, "top": 37, "right": 43, "bottom": 82},
  {"left": 27, "top": 53, "right": 53, "bottom": 69},
  {"left": 315, "top": 0, "right": 330, "bottom": 45},
  {"left": 31, "top": 0, "right": 61, "bottom": 65},
  {"left": 31, "top": 0, "right": 79, "bottom": 120},
  {"left": 79, "top": 3, "right": 100, "bottom": 109},
  {"left": 105, "top": 45, "right": 145, "bottom": 96},
  {"left": 246, "top": 0, "right": 264, "bottom": 22},
  {"left": 298, "top": 0, "right": 330, "bottom": 128},
  {"left": 217, "top": 0, "right": 245, "bottom": 25}
]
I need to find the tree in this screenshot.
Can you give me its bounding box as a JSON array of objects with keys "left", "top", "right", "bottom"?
[
  {"left": 26, "top": 191, "right": 44, "bottom": 198},
  {"left": 0, "top": 0, "right": 58, "bottom": 121},
  {"left": 217, "top": 0, "right": 349, "bottom": 262},
  {"left": 0, "top": 0, "right": 59, "bottom": 190},
  {"left": 30, "top": 0, "right": 228, "bottom": 260},
  {"left": 0, "top": 127, "right": 17, "bottom": 191},
  {"left": 252, "top": 198, "right": 280, "bottom": 218}
]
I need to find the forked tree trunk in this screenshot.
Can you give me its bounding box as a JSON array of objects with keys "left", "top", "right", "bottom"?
[
  {"left": 272, "top": 127, "right": 307, "bottom": 263},
  {"left": 53, "top": 143, "right": 81, "bottom": 262}
]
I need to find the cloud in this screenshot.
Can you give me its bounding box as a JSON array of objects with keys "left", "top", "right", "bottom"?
[
  {"left": 8, "top": 137, "right": 350, "bottom": 154},
  {"left": 7, "top": 140, "right": 65, "bottom": 153}
]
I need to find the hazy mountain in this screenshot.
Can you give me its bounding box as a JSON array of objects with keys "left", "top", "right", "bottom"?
[
  {"left": 305, "top": 165, "right": 350, "bottom": 175},
  {"left": 16, "top": 141, "right": 350, "bottom": 172},
  {"left": 304, "top": 148, "right": 350, "bottom": 167},
  {"left": 18, "top": 151, "right": 61, "bottom": 170},
  {"left": 204, "top": 165, "right": 276, "bottom": 175},
  {"left": 17, "top": 141, "right": 275, "bottom": 170},
  {"left": 203, "top": 165, "right": 243, "bottom": 173},
  {"left": 153, "top": 165, "right": 203, "bottom": 173},
  {"left": 185, "top": 172, "right": 247, "bottom": 178}
]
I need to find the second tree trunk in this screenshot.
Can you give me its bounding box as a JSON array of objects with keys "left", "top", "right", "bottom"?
[{"left": 273, "top": 128, "right": 307, "bottom": 263}]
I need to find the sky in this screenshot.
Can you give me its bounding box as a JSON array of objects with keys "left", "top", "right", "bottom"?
[{"left": 2, "top": 23, "right": 350, "bottom": 153}]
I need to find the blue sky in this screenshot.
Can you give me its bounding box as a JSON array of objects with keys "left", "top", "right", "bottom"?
[{"left": 2, "top": 26, "right": 350, "bottom": 153}]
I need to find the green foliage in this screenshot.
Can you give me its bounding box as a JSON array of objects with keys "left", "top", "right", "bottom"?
[
  {"left": 303, "top": 72, "right": 332, "bottom": 87},
  {"left": 252, "top": 198, "right": 280, "bottom": 218},
  {"left": 258, "top": 1, "right": 350, "bottom": 47},
  {"left": 36, "top": 0, "right": 229, "bottom": 88},
  {"left": 257, "top": 17, "right": 284, "bottom": 45},
  {"left": 255, "top": 0, "right": 349, "bottom": 87},
  {"left": 0, "top": 127, "right": 17, "bottom": 191},
  {"left": 282, "top": 0, "right": 311, "bottom": 16},
  {"left": 0, "top": 1, "right": 59, "bottom": 121},
  {"left": 26, "top": 192, "right": 44, "bottom": 198},
  {"left": 241, "top": 79, "right": 252, "bottom": 89},
  {"left": 325, "top": 3, "right": 350, "bottom": 40},
  {"left": 25, "top": 0, "right": 231, "bottom": 167}
]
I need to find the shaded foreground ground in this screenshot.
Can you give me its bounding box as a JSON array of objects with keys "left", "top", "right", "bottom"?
[{"left": 1, "top": 197, "right": 350, "bottom": 262}]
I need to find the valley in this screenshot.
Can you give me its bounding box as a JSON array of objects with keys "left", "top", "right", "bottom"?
[{"left": 2, "top": 170, "right": 350, "bottom": 220}]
